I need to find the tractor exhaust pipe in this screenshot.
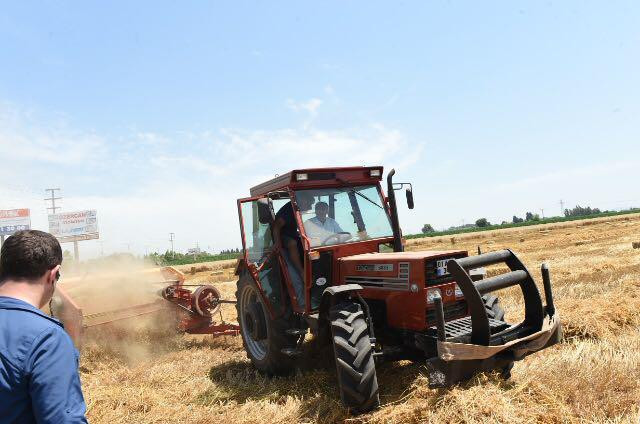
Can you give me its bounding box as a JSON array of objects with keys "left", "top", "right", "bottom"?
[{"left": 386, "top": 169, "right": 404, "bottom": 252}]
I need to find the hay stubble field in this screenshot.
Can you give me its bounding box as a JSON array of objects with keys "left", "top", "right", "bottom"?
[{"left": 80, "top": 214, "right": 640, "bottom": 423}]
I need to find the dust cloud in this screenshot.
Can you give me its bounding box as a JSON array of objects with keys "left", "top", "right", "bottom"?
[{"left": 51, "top": 255, "right": 183, "bottom": 364}]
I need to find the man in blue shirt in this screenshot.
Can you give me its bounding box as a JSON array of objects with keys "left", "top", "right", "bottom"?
[{"left": 0, "top": 230, "right": 87, "bottom": 423}]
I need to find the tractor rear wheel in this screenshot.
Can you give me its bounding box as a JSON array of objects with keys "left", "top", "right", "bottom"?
[
  {"left": 329, "top": 301, "right": 380, "bottom": 413},
  {"left": 482, "top": 294, "right": 505, "bottom": 321},
  {"left": 236, "top": 272, "right": 297, "bottom": 375}
]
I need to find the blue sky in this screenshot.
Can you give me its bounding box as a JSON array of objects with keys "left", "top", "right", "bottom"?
[{"left": 1, "top": 1, "right": 639, "bottom": 257}]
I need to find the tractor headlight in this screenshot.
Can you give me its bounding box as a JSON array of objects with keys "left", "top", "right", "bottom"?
[
  {"left": 369, "top": 169, "right": 381, "bottom": 177},
  {"left": 296, "top": 173, "right": 308, "bottom": 181},
  {"left": 426, "top": 288, "right": 441, "bottom": 304}
]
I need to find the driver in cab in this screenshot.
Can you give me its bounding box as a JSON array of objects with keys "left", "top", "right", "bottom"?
[{"left": 304, "top": 201, "right": 344, "bottom": 246}]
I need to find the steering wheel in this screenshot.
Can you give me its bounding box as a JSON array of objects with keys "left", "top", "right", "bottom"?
[{"left": 321, "top": 232, "right": 352, "bottom": 246}]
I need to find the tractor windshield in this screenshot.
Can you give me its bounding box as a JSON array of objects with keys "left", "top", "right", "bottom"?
[{"left": 294, "top": 185, "right": 393, "bottom": 248}]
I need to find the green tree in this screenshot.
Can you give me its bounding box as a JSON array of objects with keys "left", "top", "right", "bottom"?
[
  {"left": 62, "top": 250, "right": 74, "bottom": 262},
  {"left": 564, "top": 205, "right": 602, "bottom": 217},
  {"left": 525, "top": 212, "right": 540, "bottom": 221},
  {"left": 421, "top": 224, "right": 435, "bottom": 233},
  {"left": 475, "top": 218, "right": 490, "bottom": 227}
]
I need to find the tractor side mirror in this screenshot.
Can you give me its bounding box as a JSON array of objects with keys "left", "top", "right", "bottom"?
[
  {"left": 257, "top": 198, "right": 275, "bottom": 224},
  {"left": 405, "top": 187, "right": 414, "bottom": 209}
]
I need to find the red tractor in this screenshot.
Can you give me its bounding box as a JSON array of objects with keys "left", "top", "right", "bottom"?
[{"left": 234, "top": 166, "right": 561, "bottom": 412}]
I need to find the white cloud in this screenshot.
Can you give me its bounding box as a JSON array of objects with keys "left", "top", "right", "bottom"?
[
  {"left": 285, "top": 98, "right": 323, "bottom": 128},
  {"left": 0, "top": 103, "right": 107, "bottom": 166},
  {"left": 0, "top": 102, "right": 421, "bottom": 257}
]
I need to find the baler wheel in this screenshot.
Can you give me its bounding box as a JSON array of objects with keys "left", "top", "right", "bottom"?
[
  {"left": 192, "top": 285, "right": 221, "bottom": 317},
  {"left": 329, "top": 301, "right": 380, "bottom": 413}
]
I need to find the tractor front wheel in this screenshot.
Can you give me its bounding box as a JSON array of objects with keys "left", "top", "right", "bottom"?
[
  {"left": 329, "top": 301, "right": 380, "bottom": 413},
  {"left": 482, "top": 294, "right": 506, "bottom": 321}
]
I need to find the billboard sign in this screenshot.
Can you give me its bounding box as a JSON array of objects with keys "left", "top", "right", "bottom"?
[
  {"left": 0, "top": 209, "right": 31, "bottom": 236},
  {"left": 48, "top": 210, "right": 99, "bottom": 242}
]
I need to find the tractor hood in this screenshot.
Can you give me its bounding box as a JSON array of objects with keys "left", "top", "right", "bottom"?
[{"left": 338, "top": 250, "right": 468, "bottom": 291}]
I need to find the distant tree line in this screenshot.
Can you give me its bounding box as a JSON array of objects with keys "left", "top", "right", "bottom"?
[
  {"left": 421, "top": 205, "right": 606, "bottom": 234},
  {"left": 145, "top": 249, "right": 242, "bottom": 266},
  {"left": 564, "top": 205, "right": 602, "bottom": 217}
]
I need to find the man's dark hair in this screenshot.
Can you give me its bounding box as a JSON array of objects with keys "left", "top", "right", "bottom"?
[{"left": 0, "top": 230, "right": 62, "bottom": 282}]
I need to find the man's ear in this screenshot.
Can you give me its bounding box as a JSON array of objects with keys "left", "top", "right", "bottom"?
[{"left": 49, "top": 265, "right": 61, "bottom": 285}]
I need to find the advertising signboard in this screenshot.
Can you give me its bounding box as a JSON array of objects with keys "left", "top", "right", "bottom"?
[
  {"left": 0, "top": 209, "right": 31, "bottom": 236},
  {"left": 48, "top": 210, "right": 99, "bottom": 242}
]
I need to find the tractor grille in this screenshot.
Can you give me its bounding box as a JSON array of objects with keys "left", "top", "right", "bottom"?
[{"left": 426, "top": 300, "right": 468, "bottom": 325}]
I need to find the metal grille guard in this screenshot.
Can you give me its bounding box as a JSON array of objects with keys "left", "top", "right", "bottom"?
[
  {"left": 433, "top": 249, "right": 556, "bottom": 346},
  {"left": 426, "top": 249, "right": 560, "bottom": 388}
]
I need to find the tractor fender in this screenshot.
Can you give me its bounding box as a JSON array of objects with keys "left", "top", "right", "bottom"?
[
  {"left": 234, "top": 258, "right": 246, "bottom": 276},
  {"left": 319, "top": 284, "right": 363, "bottom": 320}
]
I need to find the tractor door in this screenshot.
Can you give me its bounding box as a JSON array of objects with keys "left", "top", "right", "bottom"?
[{"left": 238, "top": 198, "right": 287, "bottom": 317}]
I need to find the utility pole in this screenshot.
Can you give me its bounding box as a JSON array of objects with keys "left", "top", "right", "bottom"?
[
  {"left": 540, "top": 208, "right": 545, "bottom": 219},
  {"left": 44, "top": 188, "right": 62, "bottom": 214},
  {"left": 559, "top": 199, "right": 565, "bottom": 217},
  {"left": 169, "top": 233, "right": 175, "bottom": 258}
]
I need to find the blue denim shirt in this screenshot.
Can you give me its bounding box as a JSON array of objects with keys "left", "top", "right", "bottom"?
[{"left": 0, "top": 296, "right": 87, "bottom": 423}]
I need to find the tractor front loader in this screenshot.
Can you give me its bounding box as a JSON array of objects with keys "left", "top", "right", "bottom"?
[{"left": 234, "top": 166, "right": 561, "bottom": 413}]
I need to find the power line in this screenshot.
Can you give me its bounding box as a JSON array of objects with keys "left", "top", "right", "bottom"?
[{"left": 44, "top": 188, "right": 62, "bottom": 215}]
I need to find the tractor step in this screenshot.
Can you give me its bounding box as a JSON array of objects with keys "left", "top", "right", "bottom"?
[
  {"left": 431, "top": 316, "right": 509, "bottom": 342},
  {"left": 285, "top": 328, "right": 308, "bottom": 337},
  {"left": 280, "top": 348, "right": 303, "bottom": 357}
]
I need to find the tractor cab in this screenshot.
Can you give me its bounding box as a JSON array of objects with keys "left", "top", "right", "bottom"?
[{"left": 237, "top": 166, "right": 408, "bottom": 315}]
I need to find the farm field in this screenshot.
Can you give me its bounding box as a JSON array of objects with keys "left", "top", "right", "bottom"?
[{"left": 79, "top": 213, "right": 640, "bottom": 423}]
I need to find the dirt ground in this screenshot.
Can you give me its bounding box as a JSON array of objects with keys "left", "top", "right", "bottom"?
[{"left": 79, "top": 214, "right": 640, "bottom": 423}]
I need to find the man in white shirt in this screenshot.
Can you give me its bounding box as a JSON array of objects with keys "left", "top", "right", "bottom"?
[{"left": 304, "top": 201, "right": 345, "bottom": 246}]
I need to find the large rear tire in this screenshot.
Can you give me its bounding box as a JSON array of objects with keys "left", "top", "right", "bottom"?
[
  {"left": 236, "top": 272, "right": 297, "bottom": 375},
  {"left": 330, "top": 301, "right": 380, "bottom": 413}
]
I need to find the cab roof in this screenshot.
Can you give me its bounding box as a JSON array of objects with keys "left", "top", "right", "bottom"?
[{"left": 249, "top": 166, "right": 384, "bottom": 197}]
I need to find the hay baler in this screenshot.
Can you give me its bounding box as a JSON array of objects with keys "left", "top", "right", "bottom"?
[
  {"left": 234, "top": 166, "right": 561, "bottom": 412},
  {"left": 50, "top": 266, "right": 238, "bottom": 348}
]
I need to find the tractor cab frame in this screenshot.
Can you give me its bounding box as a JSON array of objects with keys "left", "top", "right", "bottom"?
[{"left": 236, "top": 166, "right": 409, "bottom": 318}]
